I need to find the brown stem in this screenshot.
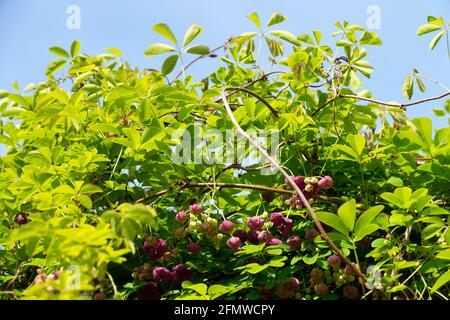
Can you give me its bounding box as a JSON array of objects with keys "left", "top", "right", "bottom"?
[
  {"left": 220, "top": 87, "right": 366, "bottom": 281},
  {"left": 311, "top": 91, "right": 450, "bottom": 117},
  {"left": 222, "top": 86, "right": 279, "bottom": 117},
  {"left": 134, "top": 182, "right": 345, "bottom": 207},
  {"left": 341, "top": 91, "right": 450, "bottom": 108}
]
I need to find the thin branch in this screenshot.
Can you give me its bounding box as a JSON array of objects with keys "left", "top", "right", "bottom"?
[
  {"left": 223, "top": 86, "right": 279, "bottom": 117},
  {"left": 311, "top": 90, "right": 450, "bottom": 117},
  {"left": 172, "top": 40, "right": 231, "bottom": 81},
  {"left": 220, "top": 87, "right": 366, "bottom": 281},
  {"left": 341, "top": 91, "right": 450, "bottom": 108}
]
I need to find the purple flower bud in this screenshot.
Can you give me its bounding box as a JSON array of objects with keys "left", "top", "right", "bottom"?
[
  {"left": 189, "top": 204, "right": 203, "bottom": 215},
  {"left": 266, "top": 238, "right": 283, "bottom": 246},
  {"left": 186, "top": 242, "right": 201, "bottom": 254},
  {"left": 258, "top": 230, "right": 273, "bottom": 243},
  {"left": 175, "top": 210, "right": 187, "bottom": 222},
  {"left": 327, "top": 255, "right": 341, "bottom": 267},
  {"left": 15, "top": 213, "right": 28, "bottom": 225},
  {"left": 287, "top": 236, "right": 302, "bottom": 250},
  {"left": 219, "top": 220, "right": 234, "bottom": 233},
  {"left": 227, "top": 237, "right": 241, "bottom": 251},
  {"left": 318, "top": 176, "right": 333, "bottom": 190},
  {"left": 285, "top": 176, "right": 306, "bottom": 189}
]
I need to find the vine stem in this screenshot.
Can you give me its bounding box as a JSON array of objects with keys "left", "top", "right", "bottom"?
[
  {"left": 312, "top": 90, "right": 450, "bottom": 117},
  {"left": 135, "top": 182, "right": 345, "bottom": 206},
  {"left": 220, "top": 87, "right": 366, "bottom": 282}
]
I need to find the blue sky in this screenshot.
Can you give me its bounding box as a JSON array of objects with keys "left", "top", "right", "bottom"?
[{"left": 0, "top": 0, "right": 449, "bottom": 155}]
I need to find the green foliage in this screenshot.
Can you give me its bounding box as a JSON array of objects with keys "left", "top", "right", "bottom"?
[{"left": 0, "top": 12, "right": 450, "bottom": 301}]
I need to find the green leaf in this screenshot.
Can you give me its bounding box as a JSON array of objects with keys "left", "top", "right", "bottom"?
[
  {"left": 431, "top": 270, "right": 450, "bottom": 293},
  {"left": 185, "top": 44, "right": 210, "bottom": 55},
  {"left": 354, "top": 205, "right": 384, "bottom": 239},
  {"left": 346, "top": 134, "right": 365, "bottom": 157},
  {"left": 182, "top": 281, "right": 208, "bottom": 296},
  {"left": 412, "top": 117, "right": 433, "bottom": 148},
  {"left": 316, "top": 211, "right": 349, "bottom": 236},
  {"left": 436, "top": 249, "right": 450, "bottom": 260},
  {"left": 333, "top": 144, "right": 358, "bottom": 161},
  {"left": 105, "top": 48, "right": 122, "bottom": 57},
  {"left": 302, "top": 253, "right": 319, "bottom": 265},
  {"left": 161, "top": 54, "right": 179, "bottom": 75},
  {"left": 359, "top": 31, "right": 382, "bottom": 45},
  {"left": 152, "top": 23, "right": 177, "bottom": 44},
  {"left": 336, "top": 39, "right": 354, "bottom": 47},
  {"left": 416, "top": 76, "right": 426, "bottom": 93},
  {"left": 386, "top": 177, "right": 403, "bottom": 187},
  {"left": 402, "top": 74, "right": 414, "bottom": 100},
  {"left": 266, "top": 12, "right": 287, "bottom": 27},
  {"left": 183, "top": 24, "right": 203, "bottom": 47},
  {"left": 338, "top": 199, "right": 357, "bottom": 232},
  {"left": 433, "top": 108, "right": 446, "bottom": 117},
  {"left": 208, "top": 284, "right": 231, "bottom": 300},
  {"left": 45, "top": 59, "right": 67, "bottom": 76},
  {"left": 49, "top": 46, "right": 69, "bottom": 58},
  {"left": 269, "top": 30, "right": 301, "bottom": 45},
  {"left": 144, "top": 43, "right": 176, "bottom": 56},
  {"left": 394, "top": 187, "right": 412, "bottom": 204},
  {"left": 70, "top": 40, "right": 80, "bottom": 57},
  {"left": 429, "top": 30, "right": 445, "bottom": 50},
  {"left": 416, "top": 23, "right": 442, "bottom": 36},
  {"left": 247, "top": 12, "right": 261, "bottom": 29}
]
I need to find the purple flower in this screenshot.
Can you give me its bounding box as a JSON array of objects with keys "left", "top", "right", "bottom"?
[
  {"left": 269, "top": 213, "right": 285, "bottom": 226},
  {"left": 287, "top": 236, "right": 302, "bottom": 250},
  {"left": 152, "top": 267, "right": 171, "bottom": 282},
  {"left": 285, "top": 176, "right": 306, "bottom": 189},
  {"left": 246, "top": 216, "right": 264, "bottom": 231},
  {"left": 143, "top": 239, "right": 168, "bottom": 261},
  {"left": 233, "top": 229, "right": 248, "bottom": 242},
  {"left": 227, "top": 237, "right": 241, "bottom": 251},
  {"left": 266, "top": 238, "right": 283, "bottom": 246},
  {"left": 277, "top": 217, "right": 293, "bottom": 236},
  {"left": 171, "top": 264, "right": 193, "bottom": 282},
  {"left": 258, "top": 230, "right": 273, "bottom": 243},
  {"left": 175, "top": 210, "right": 187, "bottom": 222},
  {"left": 219, "top": 220, "right": 234, "bottom": 233},
  {"left": 189, "top": 204, "right": 203, "bottom": 215},
  {"left": 138, "top": 282, "right": 161, "bottom": 300},
  {"left": 318, "top": 176, "right": 333, "bottom": 190},
  {"left": 247, "top": 230, "right": 260, "bottom": 244},
  {"left": 186, "top": 242, "right": 201, "bottom": 254}
]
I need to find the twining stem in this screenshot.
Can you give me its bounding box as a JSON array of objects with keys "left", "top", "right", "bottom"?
[
  {"left": 311, "top": 90, "right": 450, "bottom": 116},
  {"left": 135, "top": 181, "right": 345, "bottom": 206},
  {"left": 220, "top": 87, "right": 366, "bottom": 281}
]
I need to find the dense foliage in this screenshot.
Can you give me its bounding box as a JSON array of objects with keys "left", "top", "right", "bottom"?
[{"left": 1, "top": 13, "right": 450, "bottom": 300}]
